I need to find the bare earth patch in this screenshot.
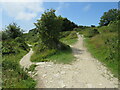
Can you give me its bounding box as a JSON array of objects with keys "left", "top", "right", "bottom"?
[{"left": 20, "top": 34, "right": 118, "bottom": 88}]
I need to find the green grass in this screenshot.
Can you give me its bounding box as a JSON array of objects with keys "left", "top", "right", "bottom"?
[
  {"left": 84, "top": 37, "right": 118, "bottom": 77},
  {"left": 60, "top": 38, "right": 77, "bottom": 45},
  {"left": 47, "top": 48, "right": 75, "bottom": 64},
  {"left": 60, "top": 31, "right": 78, "bottom": 45},
  {"left": 2, "top": 50, "right": 36, "bottom": 88}
]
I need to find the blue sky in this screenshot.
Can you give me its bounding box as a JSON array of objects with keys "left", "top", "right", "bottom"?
[{"left": 0, "top": 2, "right": 118, "bottom": 32}]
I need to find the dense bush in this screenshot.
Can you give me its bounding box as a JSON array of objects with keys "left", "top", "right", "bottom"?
[
  {"left": 2, "top": 41, "right": 19, "bottom": 54},
  {"left": 2, "top": 39, "right": 29, "bottom": 55}
]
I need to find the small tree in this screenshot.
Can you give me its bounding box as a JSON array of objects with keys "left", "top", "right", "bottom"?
[
  {"left": 34, "top": 9, "right": 63, "bottom": 49},
  {"left": 5, "top": 23, "right": 23, "bottom": 39}
]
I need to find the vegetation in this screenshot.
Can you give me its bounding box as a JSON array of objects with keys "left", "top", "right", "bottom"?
[
  {"left": 60, "top": 31, "right": 78, "bottom": 45},
  {"left": 23, "top": 28, "right": 40, "bottom": 46},
  {"left": 2, "top": 23, "right": 36, "bottom": 88},
  {"left": 28, "top": 64, "right": 37, "bottom": 72},
  {"left": 99, "top": 9, "right": 120, "bottom": 26},
  {"left": 47, "top": 47, "right": 75, "bottom": 64},
  {"left": 2, "top": 51, "right": 36, "bottom": 88}
]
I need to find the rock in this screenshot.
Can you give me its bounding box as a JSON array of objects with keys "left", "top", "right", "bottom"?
[
  {"left": 61, "top": 71, "right": 66, "bottom": 74},
  {"left": 99, "top": 83, "right": 102, "bottom": 86},
  {"left": 60, "top": 81, "right": 66, "bottom": 88},
  {"left": 87, "top": 84, "right": 93, "bottom": 88},
  {"left": 54, "top": 73, "right": 59, "bottom": 77},
  {"left": 42, "top": 74, "right": 47, "bottom": 77},
  {"left": 47, "top": 64, "right": 52, "bottom": 67}
]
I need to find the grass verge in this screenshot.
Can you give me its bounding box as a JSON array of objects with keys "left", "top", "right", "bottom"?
[
  {"left": 84, "top": 37, "right": 118, "bottom": 77},
  {"left": 60, "top": 38, "right": 77, "bottom": 45},
  {"left": 47, "top": 47, "right": 75, "bottom": 64}
]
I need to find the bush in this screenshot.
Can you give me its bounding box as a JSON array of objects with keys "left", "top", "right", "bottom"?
[
  {"left": 2, "top": 37, "right": 29, "bottom": 55},
  {"left": 88, "top": 29, "right": 99, "bottom": 37},
  {"left": 81, "top": 28, "right": 99, "bottom": 38},
  {"left": 2, "top": 41, "right": 20, "bottom": 55},
  {"left": 2, "top": 60, "right": 20, "bottom": 71}
]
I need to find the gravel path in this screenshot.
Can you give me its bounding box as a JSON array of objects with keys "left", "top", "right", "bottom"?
[
  {"left": 20, "top": 48, "right": 33, "bottom": 69},
  {"left": 20, "top": 34, "right": 118, "bottom": 88}
]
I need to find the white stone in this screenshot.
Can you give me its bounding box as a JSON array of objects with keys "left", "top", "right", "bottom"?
[{"left": 87, "top": 84, "right": 93, "bottom": 88}]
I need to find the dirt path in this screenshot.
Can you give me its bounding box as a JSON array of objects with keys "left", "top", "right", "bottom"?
[
  {"left": 20, "top": 34, "right": 118, "bottom": 88},
  {"left": 20, "top": 48, "right": 34, "bottom": 69}
]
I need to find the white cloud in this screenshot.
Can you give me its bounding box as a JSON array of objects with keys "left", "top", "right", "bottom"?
[
  {"left": 0, "top": 1, "right": 44, "bottom": 21},
  {"left": 15, "top": 12, "right": 37, "bottom": 20},
  {"left": 83, "top": 4, "right": 91, "bottom": 12}
]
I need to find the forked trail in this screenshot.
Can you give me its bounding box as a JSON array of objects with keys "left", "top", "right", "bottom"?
[{"left": 20, "top": 34, "right": 118, "bottom": 88}]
